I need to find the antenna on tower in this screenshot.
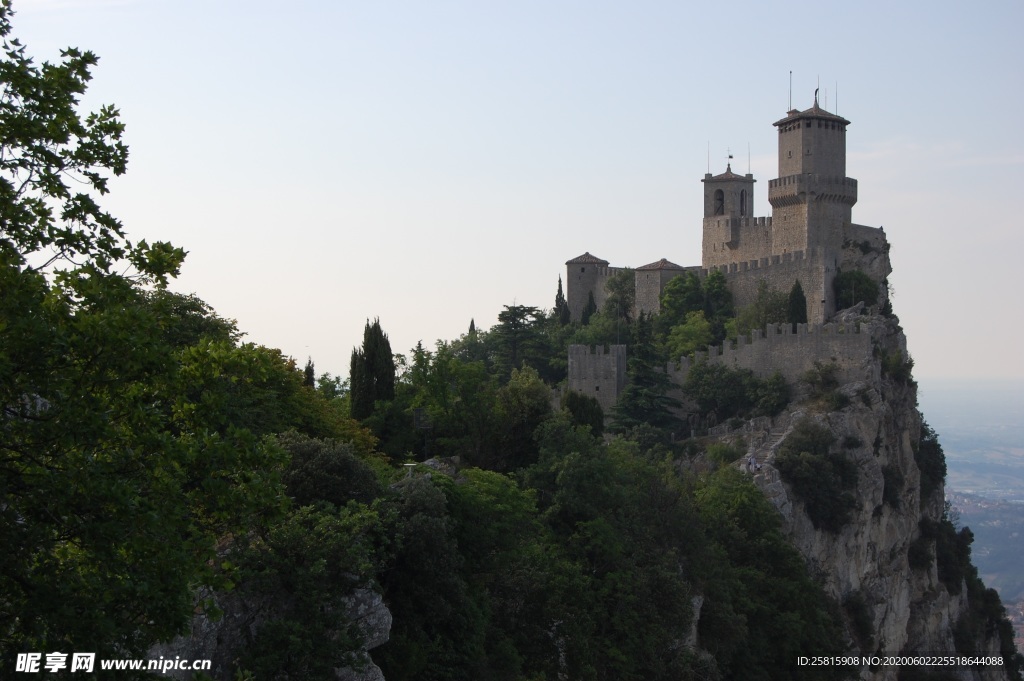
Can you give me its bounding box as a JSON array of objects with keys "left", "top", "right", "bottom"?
[
  {"left": 707, "top": 141, "right": 710, "bottom": 173},
  {"left": 836, "top": 81, "right": 839, "bottom": 114},
  {"left": 747, "top": 142, "right": 751, "bottom": 174},
  {"left": 789, "top": 70, "right": 792, "bottom": 110}
]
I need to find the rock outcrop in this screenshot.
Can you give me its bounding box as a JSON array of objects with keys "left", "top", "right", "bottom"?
[
  {"left": 716, "top": 312, "right": 1016, "bottom": 681},
  {"left": 150, "top": 584, "right": 392, "bottom": 681}
]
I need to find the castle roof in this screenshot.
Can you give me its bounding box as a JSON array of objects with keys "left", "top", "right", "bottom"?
[
  {"left": 636, "top": 258, "right": 685, "bottom": 271},
  {"left": 702, "top": 163, "right": 754, "bottom": 183},
  {"left": 774, "top": 102, "right": 850, "bottom": 127},
  {"left": 566, "top": 252, "right": 609, "bottom": 265}
]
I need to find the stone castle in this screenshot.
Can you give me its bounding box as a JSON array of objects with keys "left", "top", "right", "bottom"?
[{"left": 566, "top": 96, "right": 894, "bottom": 412}]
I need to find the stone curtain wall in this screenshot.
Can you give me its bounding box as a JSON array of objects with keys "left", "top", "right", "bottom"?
[
  {"left": 567, "top": 344, "right": 627, "bottom": 413},
  {"left": 710, "top": 248, "right": 833, "bottom": 323},
  {"left": 702, "top": 216, "right": 774, "bottom": 268},
  {"left": 668, "top": 322, "right": 874, "bottom": 386}
]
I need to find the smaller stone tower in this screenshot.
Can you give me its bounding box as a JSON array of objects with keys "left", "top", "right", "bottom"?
[
  {"left": 566, "top": 252, "right": 611, "bottom": 322},
  {"left": 701, "top": 164, "right": 762, "bottom": 268}
]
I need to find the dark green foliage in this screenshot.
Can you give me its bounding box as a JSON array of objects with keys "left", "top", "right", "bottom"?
[
  {"left": 833, "top": 269, "right": 879, "bottom": 309},
  {"left": 562, "top": 389, "right": 605, "bottom": 436},
  {"left": 697, "top": 468, "right": 853, "bottom": 680},
  {"left": 908, "top": 536, "right": 933, "bottom": 571},
  {"left": 581, "top": 289, "right": 598, "bottom": 325},
  {"left": 489, "top": 366, "right": 553, "bottom": 471},
  {"left": 915, "top": 422, "right": 947, "bottom": 504},
  {"left": 494, "top": 304, "right": 544, "bottom": 379},
  {"left": 735, "top": 280, "right": 788, "bottom": 336},
  {"left": 279, "top": 432, "right": 383, "bottom": 507},
  {"left": 239, "top": 502, "right": 392, "bottom": 681},
  {"left": 703, "top": 269, "right": 734, "bottom": 321},
  {"left": 842, "top": 591, "right": 875, "bottom": 652},
  {"left": 788, "top": 279, "right": 808, "bottom": 328},
  {"left": 706, "top": 442, "right": 744, "bottom": 465},
  {"left": 0, "top": 9, "right": 284, "bottom": 663},
  {"left": 555, "top": 275, "right": 571, "bottom": 326},
  {"left": 775, "top": 420, "right": 858, "bottom": 533},
  {"left": 880, "top": 348, "right": 915, "bottom": 384},
  {"left": 303, "top": 357, "right": 315, "bottom": 387},
  {"left": 349, "top": 318, "right": 396, "bottom": 420},
  {"left": 610, "top": 313, "right": 681, "bottom": 435},
  {"left": 376, "top": 476, "right": 487, "bottom": 681},
  {"left": 657, "top": 271, "right": 705, "bottom": 332},
  {"left": 685, "top": 361, "right": 756, "bottom": 418},
  {"left": 603, "top": 267, "right": 636, "bottom": 324},
  {"left": 754, "top": 371, "right": 792, "bottom": 417}
]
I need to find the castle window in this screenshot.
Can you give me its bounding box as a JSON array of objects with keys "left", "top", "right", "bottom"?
[
  {"left": 713, "top": 189, "right": 724, "bottom": 215},
  {"left": 581, "top": 267, "right": 585, "bottom": 272},
  {"left": 740, "top": 189, "right": 747, "bottom": 216}
]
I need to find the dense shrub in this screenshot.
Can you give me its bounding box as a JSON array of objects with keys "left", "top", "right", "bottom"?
[
  {"left": 914, "top": 423, "right": 947, "bottom": 504},
  {"left": 775, "top": 420, "right": 858, "bottom": 533},
  {"left": 833, "top": 270, "right": 879, "bottom": 309}
]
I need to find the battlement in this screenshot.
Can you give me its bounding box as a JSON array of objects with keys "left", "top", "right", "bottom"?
[
  {"left": 704, "top": 216, "right": 773, "bottom": 229},
  {"left": 567, "top": 344, "right": 627, "bottom": 413},
  {"left": 704, "top": 248, "right": 812, "bottom": 276},
  {"left": 768, "top": 174, "right": 858, "bottom": 207},
  {"left": 669, "top": 321, "right": 875, "bottom": 387}
]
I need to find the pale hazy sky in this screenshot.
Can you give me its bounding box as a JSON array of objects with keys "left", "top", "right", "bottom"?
[{"left": 13, "top": 0, "right": 1024, "bottom": 380}]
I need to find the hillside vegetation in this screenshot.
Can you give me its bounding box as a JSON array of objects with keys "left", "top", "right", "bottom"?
[{"left": 1, "top": 5, "right": 1020, "bottom": 680}]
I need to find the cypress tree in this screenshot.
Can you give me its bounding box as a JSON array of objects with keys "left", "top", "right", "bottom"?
[
  {"left": 349, "top": 318, "right": 395, "bottom": 420},
  {"left": 554, "top": 276, "right": 571, "bottom": 326},
  {"left": 581, "top": 290, "right": 598, "bottom": 325},
  {"left": 788, "top": 280, "right": 808, "bottom": 329},
  {"left": 303, "top": 357, "right": 315, "bottom": 388}
]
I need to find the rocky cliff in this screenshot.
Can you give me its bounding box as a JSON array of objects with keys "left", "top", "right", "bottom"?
[{"left": 712, "top": 310, "right": 1019, "bottom": 681}]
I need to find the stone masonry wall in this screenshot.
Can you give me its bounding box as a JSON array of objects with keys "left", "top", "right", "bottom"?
[
  {"left": 702, "top": 216, "right": 774, "bottom": 268},
  {"left": 567, "top": 344, "right": 627, "bottom": 414},
  {"left": 667, "top": 321, "right": 874, "bottom": 387}
]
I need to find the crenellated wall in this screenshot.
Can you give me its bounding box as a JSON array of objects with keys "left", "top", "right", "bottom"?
[
  {"left": 567, "top": 344, "right": 627, "bottom": 413},
  {"left": 667, "top": 321, "right": 874, "bottom": 387}
]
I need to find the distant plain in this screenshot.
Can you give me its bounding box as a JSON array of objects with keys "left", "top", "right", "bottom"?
[{"left": 919, "top": 379, "right": 1024, "bottom": 602}]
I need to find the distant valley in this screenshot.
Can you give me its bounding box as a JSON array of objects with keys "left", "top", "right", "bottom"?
[{"left": 918, "top": 379, "right": 1024, "bottom": 646}]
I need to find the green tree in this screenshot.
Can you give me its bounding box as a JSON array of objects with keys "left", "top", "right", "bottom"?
[
  {"left": 562, "top": 390, "right": 604, "bottom": 436},
  {"left": 657, "top": 271, "right": 704, "bottom": 333},
  {"left": 494, "top": 304, "right": 543, "bottom": 378},
  {"left": 833, "top": 269, "right": 879, "bottom": 310},
  {"left": 349, "top": 318, "right": 396, "bottom": 420},
  {"left": 703, "top": 269, "right": 734, "bottom": 321},
  {"left": 554, "top": 275, "right": 571, "bottom": 326},
  {"left": 581, "top": 289, "right": 598, "bottom": 325},
  {"left": 0, "top": 5, "right": 282, "bottom": 661},
  {"left": 735, "top": 280, "right": 788, "bottom": 336},
  {"left": 787, "top": 279, "right": 808, "bottom": 328},
  {"left": 303, "top": 356, "right": 316, "bottom": 387},
  {"left": 610, "top": 313, "right": 681, "bottom": 435},
  {"left": 491, "top": 365, "right": 553, "bottom": 472},
  {"left": 603, "top": 267, "right": 635, "bottom": 324},
  {"left": 665, "top": 310, "right": 713, "bottom": 359}
]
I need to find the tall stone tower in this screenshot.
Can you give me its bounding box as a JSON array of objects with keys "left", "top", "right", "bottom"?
[{"left": 768, "top": 93, "right": 856, "bottom": 263}]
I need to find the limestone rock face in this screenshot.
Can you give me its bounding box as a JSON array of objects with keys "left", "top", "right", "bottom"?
[
  {"left": 727, "top": 314, "right": 1015, "bottom": 681},
  {"left": 149, "top": 584, "right": 392, "bottom": 681}
]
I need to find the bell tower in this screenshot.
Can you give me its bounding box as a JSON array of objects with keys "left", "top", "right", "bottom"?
[{"left": 701, "top": 162, "right": 757, "bottom": 266}]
